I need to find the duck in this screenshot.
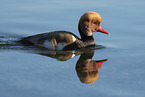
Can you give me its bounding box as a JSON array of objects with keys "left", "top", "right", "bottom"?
[{"left": 19, "top": 12, "right": 110, "bottom": 50}]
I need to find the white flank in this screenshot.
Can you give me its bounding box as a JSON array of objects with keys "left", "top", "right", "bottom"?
[
  {"left": 71, "top": 53, "right": 76, "bottom": 58},
  {"left": 72, "top": 35, "right": 76, "bottom": 42},
  {"left": 71, "top": 50, "right": 76, "bottom": 58},
  {"left": 57, "top": 43, "right": 65, "bottom": 50},
  {"left": 43, "top": 40, "right": 55, "bottom": 50}
]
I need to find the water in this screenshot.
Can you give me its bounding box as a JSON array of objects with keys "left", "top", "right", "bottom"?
[{"left": 0, "top": 0, "right": 145, "bottom": 97}]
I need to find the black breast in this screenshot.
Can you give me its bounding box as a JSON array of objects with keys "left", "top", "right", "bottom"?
[{"left": 63, "top": 39, "right": 95, "bottom": 50}]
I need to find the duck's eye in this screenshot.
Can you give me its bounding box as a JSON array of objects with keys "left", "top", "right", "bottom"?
[{"left": 93, "top": 22, "right": 97, "bottom": 24}]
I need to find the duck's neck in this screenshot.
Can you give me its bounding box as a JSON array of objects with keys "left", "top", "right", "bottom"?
[{"left": 78, "top": 26, "right": 95, "bottom": 42}]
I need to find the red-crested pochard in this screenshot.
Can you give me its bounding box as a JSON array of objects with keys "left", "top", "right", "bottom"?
[{"left": 19, "top": 12, "right": 110, "bottom": 50}]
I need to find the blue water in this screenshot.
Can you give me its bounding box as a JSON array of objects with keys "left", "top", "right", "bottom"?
[{"left": 0, "top": 0, "right": 145, "bottom": 97}]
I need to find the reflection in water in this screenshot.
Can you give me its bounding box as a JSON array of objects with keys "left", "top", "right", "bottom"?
[
  {"left": 33, "top": 50, "right": 108, "bottom": 84},
  {"left": 35, "top": 49, "right": 108, "bottom": 84},
  {"left": 37, "top": 50, "right": 80, "bottom": 61},
  {"left": 76, "top": 51, "right": 108, "bottom": 84},
  {"left": 0, "top": 36, "right": 109, "bottom": 84}
]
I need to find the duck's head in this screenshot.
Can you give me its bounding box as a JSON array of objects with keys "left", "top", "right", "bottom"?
[{"left": 78, "top": 12, "right": 110, "bottom": 37}]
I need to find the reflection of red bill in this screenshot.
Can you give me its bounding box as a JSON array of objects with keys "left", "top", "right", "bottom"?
[{"left": 95, "top": 59, "right": 109, "bottom": 70}]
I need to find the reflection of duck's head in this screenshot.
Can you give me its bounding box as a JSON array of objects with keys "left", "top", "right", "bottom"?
[
  {"left": 76, "top": 61, "right": 99, "bottom": 84},
  {"left": 76, "top": 51, "right": 108, "bottom": 84}
]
